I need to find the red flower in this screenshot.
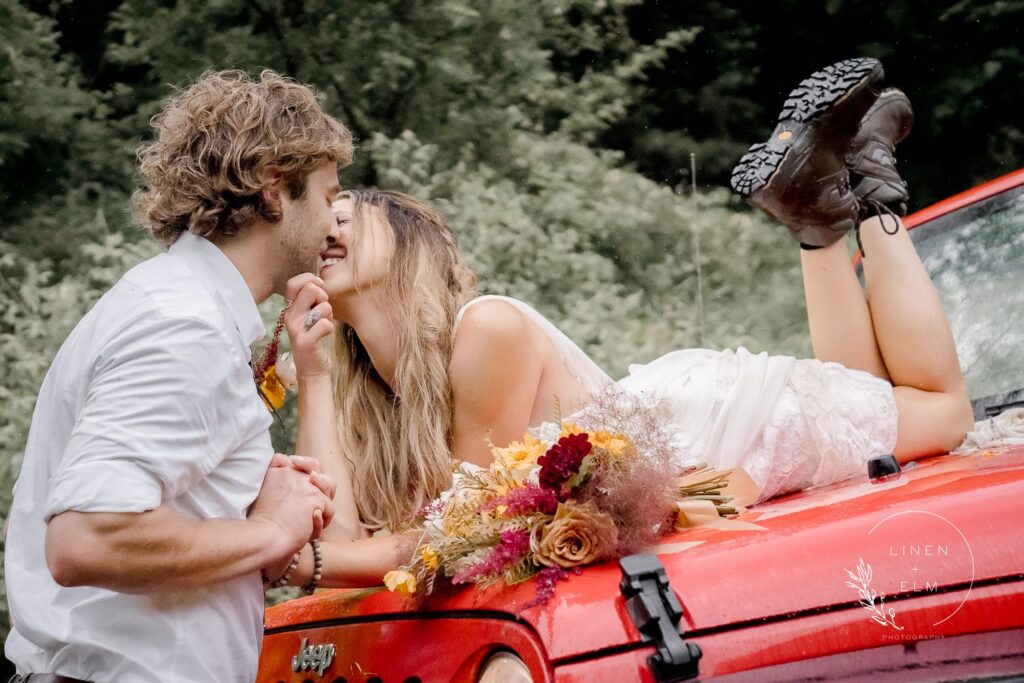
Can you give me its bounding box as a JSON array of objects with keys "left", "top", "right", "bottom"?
[{"left": 537, "top": 433, "right": 592, "bottom": 501}]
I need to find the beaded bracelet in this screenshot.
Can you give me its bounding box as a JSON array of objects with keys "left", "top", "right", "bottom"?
[
  {"left": 302, "top": 539, "right": 323, "bottom": 595},
  {"left": 269, "top": 551, "right": 301, "bottom": 589}
]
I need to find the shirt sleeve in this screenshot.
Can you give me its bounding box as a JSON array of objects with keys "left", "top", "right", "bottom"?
[{"left": 44, "top": 314, "right": 247, "bottom": 520}]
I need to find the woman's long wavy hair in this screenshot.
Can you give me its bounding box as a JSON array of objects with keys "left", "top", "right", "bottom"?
[{"left": 333, "top": 190, "right": 478, "bottom": 531}]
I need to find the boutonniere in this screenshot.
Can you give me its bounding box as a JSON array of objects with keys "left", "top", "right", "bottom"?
[
  {"left": 252, "top": 310, "right": 298, "bottom": 412},
  {"left": 257, "top": 363, "right": 287, "bottom": 411}
]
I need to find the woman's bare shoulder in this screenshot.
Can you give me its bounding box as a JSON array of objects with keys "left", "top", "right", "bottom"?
[
  {"left": 456, "top": 298, "right": 528, "bottom": 339},
  {"left": 449, "top": 299, "right": 538, "bottom": 387},
  {"left": 452, "top": 296, "right": 532, "bottom": 368},
  {"left": 448, "top": 298, "right": 545, "bottom": 461}
]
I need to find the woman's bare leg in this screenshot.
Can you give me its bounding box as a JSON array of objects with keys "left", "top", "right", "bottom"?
[
  {"left": 731, "top": 59, "right": 972, "bottom": 459},
  {"left": 858, "top": 214, "right": 974, "bottom": 459},
  {"left": 801, "top": 240, "right": 889, "bottom": 380}
]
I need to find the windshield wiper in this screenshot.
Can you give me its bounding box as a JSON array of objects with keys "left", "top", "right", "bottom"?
[{"left": 972, "top": 389, "right": 1024, "bottom": 420}]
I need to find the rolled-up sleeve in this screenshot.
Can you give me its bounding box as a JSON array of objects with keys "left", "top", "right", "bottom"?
[{"left": 44, "top": 315, "right": 243, "bottom": 520}]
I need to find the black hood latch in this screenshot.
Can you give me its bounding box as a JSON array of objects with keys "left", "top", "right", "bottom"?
[{"left": 619, "top": 553, "right": 702, "bottom": 682}]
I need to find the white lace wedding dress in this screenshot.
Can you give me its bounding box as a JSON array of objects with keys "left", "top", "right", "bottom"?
[{"left": 456, "top": 295, "right": 898, "bottom": 503}]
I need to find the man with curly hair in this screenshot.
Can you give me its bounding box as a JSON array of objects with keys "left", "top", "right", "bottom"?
[{"left": 5, "top": 70, "right": 353, "bottom": 683}]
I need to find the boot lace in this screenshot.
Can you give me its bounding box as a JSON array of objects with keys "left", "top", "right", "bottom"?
[{"left": 855, "top": 199, "right": 901, "bottom": 258}]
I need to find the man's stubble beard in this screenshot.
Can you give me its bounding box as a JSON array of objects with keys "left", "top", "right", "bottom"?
[{"left": 278, "top": 203, "right": 325, "bottom": 288}]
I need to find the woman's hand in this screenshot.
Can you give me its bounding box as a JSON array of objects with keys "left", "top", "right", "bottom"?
[{"left": 284, "top": 273, "right": 335, "bottom": 380}]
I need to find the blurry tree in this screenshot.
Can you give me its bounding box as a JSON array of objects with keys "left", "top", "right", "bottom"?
[
  {"left": 1, "top": 0, "right": 136, "bottom": 270},
  {"left": 611, "top": 0, "right": 1024, "bottom": 207},
  {"left": 85, "top": 0, "right": 808, "bottom": 379}
]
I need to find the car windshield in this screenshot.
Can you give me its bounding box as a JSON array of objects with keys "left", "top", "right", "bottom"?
[{"left": 908, "top": 184, "right": 1024, "bottom": 408}]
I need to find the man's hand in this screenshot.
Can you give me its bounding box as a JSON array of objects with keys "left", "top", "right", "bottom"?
[{"left": 248, "top": 459, "right": 336, "bottom": 569}]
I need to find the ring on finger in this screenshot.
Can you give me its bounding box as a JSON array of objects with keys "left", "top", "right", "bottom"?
[{"left": 303, "top": 310, "right": 323, "bottom": 330}]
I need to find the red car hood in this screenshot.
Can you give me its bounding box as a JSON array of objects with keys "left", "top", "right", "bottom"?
[{"left": 264, "top": 446, "right": 1024, "bottom": 662}]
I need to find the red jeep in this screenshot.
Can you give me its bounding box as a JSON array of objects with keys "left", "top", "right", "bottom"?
[{"left": 257, "top": 169, "right": 1024, "bottom": 682}]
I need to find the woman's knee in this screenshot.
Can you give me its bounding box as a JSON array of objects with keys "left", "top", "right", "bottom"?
[
  {"left": 932, "top": 389, "right": 974, "bottom": 452},
  {"left": 947, "top": 391, "right": 976, "bottom": 449},
  {"left": 893, "top": 386, "right": 975, "bottom": 455}
]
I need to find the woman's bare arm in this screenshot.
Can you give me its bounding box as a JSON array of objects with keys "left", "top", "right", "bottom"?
[
  {"left": 281, "top": 303, "right": 546, "bottom": 590},
  {"left": 295, "top": 374, "right": 364, "bottom": 542},
  {"left": 288, "top": 531, "right": 423, "bottom": 589},
  {"left": 286, "top": 274, "right": 365, "bottom": 543},
  {"left": 448, "top": 301, "right": 544, "bottom": 466}
]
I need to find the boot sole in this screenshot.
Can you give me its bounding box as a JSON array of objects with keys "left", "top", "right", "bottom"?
[{"left": 730, "top": 58, "right": 884, "bottom": 197}]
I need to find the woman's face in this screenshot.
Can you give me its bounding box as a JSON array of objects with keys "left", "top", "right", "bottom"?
[{"left": 319, "top": 197, "right": 395, "bottom": 300}]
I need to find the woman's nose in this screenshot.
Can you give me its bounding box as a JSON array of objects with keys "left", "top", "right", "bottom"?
[{"left": 327, "top": 219, "right": 343, "bottom": 243}]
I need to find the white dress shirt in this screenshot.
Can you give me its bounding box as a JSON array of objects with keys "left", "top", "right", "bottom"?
[{"left": 5, "top": 232, "right": 274, "bottom": 682}]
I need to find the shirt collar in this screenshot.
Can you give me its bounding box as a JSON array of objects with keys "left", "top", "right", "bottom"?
[{"left": 168, "top": 231, "right": 267, "bottom": 346}]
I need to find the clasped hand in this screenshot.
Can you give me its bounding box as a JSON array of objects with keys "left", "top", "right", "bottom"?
[{"left": 249, "top": 453, "right": 337, "bottom": 582}]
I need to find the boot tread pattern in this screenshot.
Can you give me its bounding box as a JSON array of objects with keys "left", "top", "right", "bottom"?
[
  {"left": 780, "top": 57, "right": 880, "bottom": 123},
  {"left": 730, "top": 57, "right": 882, "bottom": 197},
  {"left": 730, "top": 144, "right": 783, "bottom": 196}
]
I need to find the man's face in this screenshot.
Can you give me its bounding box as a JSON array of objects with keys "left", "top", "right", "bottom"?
[{"left": 277, "top": 162, "right": 341, "bottom": 287}]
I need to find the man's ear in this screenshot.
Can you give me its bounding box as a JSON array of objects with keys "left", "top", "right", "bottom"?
[{"left": 260, "top": 165, "right": 284, "bottom": 217}]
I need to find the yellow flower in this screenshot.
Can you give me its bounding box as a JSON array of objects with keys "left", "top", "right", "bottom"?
[
  {"left": 491, "top": 434, "right": 547, "bottom": 481},
  {"left": 559, "top": 423, "right": 585, "bottom": 437},
  {"left": 383, "top": 569, "right": 418, "bottom": 596},
  {"left": 590, "top": 431, "right": 635, "bottom": 459},
  {"left": 561, "top": 424, "right": 634, "bottom": 459},
  {"left": 420, "top": 546, "right": 440, "bottom": 570},
  {"left": 258, "top": 364, "right": 286, "bottom": 411}
]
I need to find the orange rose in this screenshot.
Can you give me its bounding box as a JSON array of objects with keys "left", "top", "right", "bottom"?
[{"left": 536, "top": 502, "right": 618, "bottom": 569}]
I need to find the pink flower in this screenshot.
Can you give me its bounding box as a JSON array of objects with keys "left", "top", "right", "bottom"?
[
  {"left": 517, "top": 566, "right": 570, "bottom": 612},
  {"left": 452, "top": 528, "right": 532, "bottom": 585},
  {"left": 418, "top": 496, "right": 446, "bottom": 518},
  {"left": 486, "top": 482, "right": 559, "bottom": 517}
]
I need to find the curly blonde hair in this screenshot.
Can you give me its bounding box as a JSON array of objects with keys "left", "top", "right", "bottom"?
[
  {"left": 332, "top": 190, "right": 478, "bottom": 531},
  {"left": 133, "top": 69, "right": 353, "bottom": 245}
]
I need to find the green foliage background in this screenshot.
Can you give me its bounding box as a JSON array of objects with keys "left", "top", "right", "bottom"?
[{"left": 1, "top": 0, "right": 1021, "bottom": 638}]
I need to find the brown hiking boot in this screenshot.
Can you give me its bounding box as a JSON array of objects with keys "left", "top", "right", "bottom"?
[
  {"left": 730, "top": 58, "right": 885, "bottom": 247},
  {"left": 847, "top": 88, "right": 914, "bottom": 217}
]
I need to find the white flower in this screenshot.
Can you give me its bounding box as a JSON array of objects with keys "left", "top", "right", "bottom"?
[
  {"left": 530, "top": 420, "right": 562, "bottom": 445},
  {"left": 275, "top": 352, "right": 298, "bottom": 391}
]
